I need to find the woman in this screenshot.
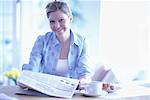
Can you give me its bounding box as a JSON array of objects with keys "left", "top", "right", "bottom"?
[{"left": 22, "top": 1, "right": 92, "bottom": 88}]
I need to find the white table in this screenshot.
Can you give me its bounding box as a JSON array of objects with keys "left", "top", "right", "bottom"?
[{"left": 0, "top": 84, "right": 150, "bottom": 100}]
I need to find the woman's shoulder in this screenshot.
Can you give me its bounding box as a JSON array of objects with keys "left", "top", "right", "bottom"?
[
  {"left": 73, "top": 32, "right": 86, "bottom": 40},
  {"left": 42, "top": 31, "right": 53, "bottom": 37},
  {"left": 37, "top": 32, "right": 54, "bottom": 40},
  {"left": 44, "top": 32, "right": 54, "bottom": 39},
  {"left": 72, "top": 32, "right": 87, "bottom": 47}
]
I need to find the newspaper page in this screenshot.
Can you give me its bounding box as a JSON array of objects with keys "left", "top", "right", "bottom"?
[{"left": 17, "top": 70, "right": 79, "bottom": 98}]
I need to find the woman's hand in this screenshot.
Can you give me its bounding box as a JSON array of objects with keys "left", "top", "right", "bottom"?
[
  {"left": 17, "top": 82, "right": 28, "bottom": 89},
  {"left": 78, "top": 76, "right": 92, "bottom": 90},
  {"left": 17, "top": 82, "right": 34, "bottom": 90}
]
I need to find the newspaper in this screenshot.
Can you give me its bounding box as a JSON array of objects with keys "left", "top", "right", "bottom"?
[{"left": 17, "top": 70, "right": 79, "bottom": 98}]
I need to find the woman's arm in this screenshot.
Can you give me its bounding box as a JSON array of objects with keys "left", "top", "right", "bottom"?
[
  {"left": 76, "top": 37, "right": 93, "bottom": 88},
  {"left": 22, "top": 35, "right": 44, "bottom": 71}
]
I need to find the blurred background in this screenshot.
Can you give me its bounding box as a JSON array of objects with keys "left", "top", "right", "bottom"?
[{"left": 0, "top": 0, "right": 149, "bottom": 85}]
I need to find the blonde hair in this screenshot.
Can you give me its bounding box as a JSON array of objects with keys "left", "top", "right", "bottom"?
[{"left": 45, "top": 1, "right": 72, "bottom": 18}]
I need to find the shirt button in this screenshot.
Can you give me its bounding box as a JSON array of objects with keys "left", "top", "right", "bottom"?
[
  {"left": 49, "top": 47, "right": 51, "bottom": 50},
  {"left": 52, "top": 68, "right": 55, "bottom": 71},
  {"left": 51, "top": 52, "right": 54, "bottom": 56},
  {"left": 69, "top": 67, "right": 72, "bottom": 70},
  {"left": 55, "top": 58, "right": 57, "bottom": 62},
  {"left": 71, "top": 51, "right": 74, "bottom": 55}
]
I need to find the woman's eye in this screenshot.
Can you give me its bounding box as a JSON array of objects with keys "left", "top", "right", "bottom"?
[
  {"left": 50, "top": 20, "right": 55, "bottom": 23},
  {"left": 59, "top": 19, "right": 64, "bottom": 22}
]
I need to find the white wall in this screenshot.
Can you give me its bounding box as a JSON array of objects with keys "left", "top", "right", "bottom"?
[{"left": 100, "top": 0, "right": 150, "bottom": 82}]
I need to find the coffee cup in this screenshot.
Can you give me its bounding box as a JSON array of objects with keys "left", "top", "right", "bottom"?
[{"left": 81, "top": 81, "right": 106, "bottom": 96}]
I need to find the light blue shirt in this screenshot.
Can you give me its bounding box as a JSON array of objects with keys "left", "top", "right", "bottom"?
[{"left": 22, "top": 30, "right": 92, "bottom": 79}]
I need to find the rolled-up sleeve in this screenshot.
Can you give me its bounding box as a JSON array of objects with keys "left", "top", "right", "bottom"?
[{"left": 22, "top": 36, "right": 44, "bottom": 71}]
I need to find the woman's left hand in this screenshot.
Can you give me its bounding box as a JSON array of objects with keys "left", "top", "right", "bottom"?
[{"left": 78, "top": 76, "right": 91, "bottom": 90}]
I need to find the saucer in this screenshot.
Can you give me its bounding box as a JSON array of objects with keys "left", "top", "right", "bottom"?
[{"left": 80, "top": 90, "right": 108, "bottom": 97}]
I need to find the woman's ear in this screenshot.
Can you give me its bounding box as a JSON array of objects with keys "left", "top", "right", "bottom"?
[{"left": 69, "top": 16, "right": 73, "bottom": 23}]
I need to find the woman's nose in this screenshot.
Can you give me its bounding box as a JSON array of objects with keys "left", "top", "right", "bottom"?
[{"left": 54, "top": 22, "right": 60, "bottom": 28}]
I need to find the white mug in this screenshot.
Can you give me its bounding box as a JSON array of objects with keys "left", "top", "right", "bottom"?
[{"left": 82, "top": 81, "right": 104, "bottom": 95}]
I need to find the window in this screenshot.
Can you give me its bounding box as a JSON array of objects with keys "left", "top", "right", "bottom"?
[{"left": 0, "top": 0, "right": 21, "bottom": 84}]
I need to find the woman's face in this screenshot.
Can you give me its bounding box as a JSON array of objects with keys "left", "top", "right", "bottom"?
[{"left": 48, "top": 10, "right": 72, "bottom": 37}]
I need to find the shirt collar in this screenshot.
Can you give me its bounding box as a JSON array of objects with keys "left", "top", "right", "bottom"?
[
  {"left": 52, "top": 32, "right": 60, "bottom": 46},
  {"left": 52, "top": 30, "right": 81, "bottom": 47},
  {"left": 70, "top": 30, "right": 80, "bottom": 47}
]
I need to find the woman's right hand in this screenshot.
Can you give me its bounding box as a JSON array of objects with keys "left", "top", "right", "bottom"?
[{"left": 17, "top": 82, "right": 28, "bottom": 89}]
